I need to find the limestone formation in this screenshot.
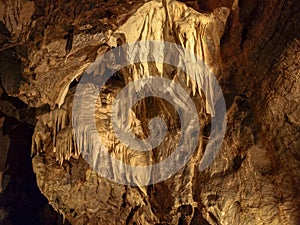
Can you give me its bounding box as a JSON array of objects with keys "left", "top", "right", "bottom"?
[{"left": 0, "top": 0, "right": 299, "bottom": 224}]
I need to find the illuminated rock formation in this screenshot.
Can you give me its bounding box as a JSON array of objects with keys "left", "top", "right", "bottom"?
[{"left": 0, "top": 0, "right": 299, "bottom": 224}]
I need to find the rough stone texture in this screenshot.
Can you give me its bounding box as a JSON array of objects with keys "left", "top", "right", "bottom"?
[
  {"left": 0, "top": 0, "right": 299, "bottom": 225},
  {"left": 0, "top": 111, "right": 69, "bottom": 224}
]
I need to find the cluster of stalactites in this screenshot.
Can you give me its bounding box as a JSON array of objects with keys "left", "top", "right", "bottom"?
[
  {"left": 31, "top": 0, "right": 228, "bottom": 165},
  {"left": 108, "top": 0, "right": 229, "bottom": 116},
  {"left": 31, "top": 108, "right": 80, "bottom": 165}
]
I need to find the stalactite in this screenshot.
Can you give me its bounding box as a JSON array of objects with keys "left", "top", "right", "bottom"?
[
  {"left": 32, "top": 107, "right": 80, "bottom": 165},
  {"left": 31, "top": 0, "right": 229, "bottom": 169},
  {"left": 108, "top": 0, "right": 229, "bottom": 115}
]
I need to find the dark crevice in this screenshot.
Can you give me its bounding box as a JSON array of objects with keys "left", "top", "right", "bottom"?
[
  {"left": 125, "top": 205, "right": 140, "bottom": 225},
  {"left": 240, "top": 27, "right": 248, "bottom": 49},
  {"left": 177, "top": 204, "right": 193, "bottom": 216},
  {"left": 0, "top": 116, "right": 70, "bottom": 225},
  {"left": 190, "top": 208, "right": 211, "bottom": 225},
  {"left": 178, "top": 215, "right": 188, "bottom": 225},
  {"left": 64, "top": 26, "right": 74, "bottom": 56},
  {"left": 232, "top": 155, "right": 246, "bottom": 171},
  {"left": 202, "top": 122, "right": 211, "bottom": 138},
  {"left": 208, "top": 212, "right": 220, "bottom": 225},
  {"left": 121, "top": 186, "right": 127, "bottom": 208}
]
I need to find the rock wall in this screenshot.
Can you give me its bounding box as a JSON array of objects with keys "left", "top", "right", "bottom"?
[{"left": 0, "top": 0, "right": 299, "bottom": 224}]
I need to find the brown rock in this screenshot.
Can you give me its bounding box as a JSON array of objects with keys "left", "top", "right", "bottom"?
[{"left": 0, "top": 0, "right": 299, "bottom": 224}]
